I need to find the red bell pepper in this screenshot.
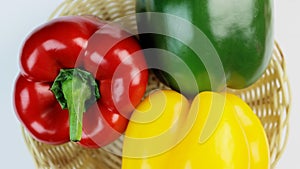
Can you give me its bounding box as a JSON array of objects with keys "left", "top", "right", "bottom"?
[{"left": 14, "top": 16, "right": 148, "bottom": 148}]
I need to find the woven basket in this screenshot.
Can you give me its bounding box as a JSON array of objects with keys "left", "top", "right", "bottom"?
[{"left": 22, "top": 0, "right": 291, "bottom": 168}]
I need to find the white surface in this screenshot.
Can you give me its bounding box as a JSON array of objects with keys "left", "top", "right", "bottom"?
[{"left": 0, "top": 0, "right": 298, "bottom": 168}]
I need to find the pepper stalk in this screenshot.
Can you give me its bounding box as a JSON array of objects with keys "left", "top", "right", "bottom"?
[{"left": 51, "top": 68, "right": 100, "bottom": 142}]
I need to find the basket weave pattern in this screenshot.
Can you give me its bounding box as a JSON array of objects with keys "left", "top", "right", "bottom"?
[{"left": 22, "top": 0, "right": 291, "bottom": 168}]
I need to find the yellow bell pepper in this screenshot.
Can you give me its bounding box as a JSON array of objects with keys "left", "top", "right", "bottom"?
[{"left": 122, "top": 90, "right": 270, "bottom": 169}]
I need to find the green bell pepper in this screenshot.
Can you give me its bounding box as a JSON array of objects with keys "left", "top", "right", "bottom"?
[{"left": 136, "top": 0, "right": 274, "bottom": 97}]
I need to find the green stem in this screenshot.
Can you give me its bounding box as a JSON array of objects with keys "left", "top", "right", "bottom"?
[
  {"left": 50, "top": 68, "right": 100, "bottom": 142},
  {"left": 62, "top": 77, "right": 90, "bottom": 141}
]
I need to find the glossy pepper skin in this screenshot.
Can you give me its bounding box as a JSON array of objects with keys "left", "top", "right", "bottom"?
[
  {"left": 122, "top": 90, "right": 270, "bottom": 169},
  {"left": 14, "top": 16, "right": 148, "bottom": 148},
  {"left": 136, "top": 0, "right": 274, "bottom": 97}
]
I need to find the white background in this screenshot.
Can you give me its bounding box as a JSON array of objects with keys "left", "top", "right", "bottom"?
[{"left": 0, "top": 0, "right": 299, "bottom": 168}]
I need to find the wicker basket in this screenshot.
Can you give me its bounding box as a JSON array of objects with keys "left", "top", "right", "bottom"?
[{"left": 22, "top": 0, "right": 291, "bottom": 168}]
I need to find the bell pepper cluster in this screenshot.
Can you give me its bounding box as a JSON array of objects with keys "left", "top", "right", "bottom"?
[
  {"left": 14, "top": 0, "right": 273, "bottom": 168},
  {"left": 122, "top": 0, "right": 273, "bottom": 168}
]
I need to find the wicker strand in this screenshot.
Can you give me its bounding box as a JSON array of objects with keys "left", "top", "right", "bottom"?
[{"left": 21, "top": 0, "right": 291, "bottom": 168}]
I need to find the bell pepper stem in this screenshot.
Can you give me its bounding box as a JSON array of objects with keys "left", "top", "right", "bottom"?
[
  {"left": 61, "top": 77, "right": 90, "bottom": 141},
  {"left": 50, "top": 68, "right": 100, "bottom": 142}
]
